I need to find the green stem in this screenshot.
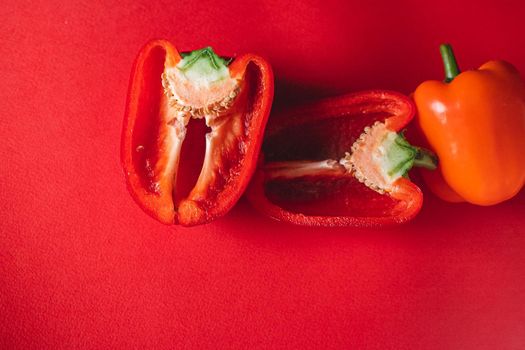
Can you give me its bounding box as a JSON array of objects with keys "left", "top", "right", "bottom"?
[
  {"left": 440, "top": 43, "right": 460, "bottom": 83},
  {"left": 413, "top": 147, "right": 438, "bottom": 170},
  {"left": 176, "top": 46, "right": 231, "bottom": 84},
  {"left": 385, "top": 133, "right": 438, "bottom": 179}
]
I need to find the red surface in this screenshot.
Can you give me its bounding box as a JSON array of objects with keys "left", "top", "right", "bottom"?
[{"left": 1, "top": 0, "right": 524, "bottom": 349}]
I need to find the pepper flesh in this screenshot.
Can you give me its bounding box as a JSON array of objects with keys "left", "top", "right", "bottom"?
[
  {"left": 414, "top": 45, "right": 525, "bottom": 205},
  {"left": 121, "top": 40, "right": 273, "bottom": 225},
  {"left": 246, "top": 91, "right": 434, "bottom": 227}
]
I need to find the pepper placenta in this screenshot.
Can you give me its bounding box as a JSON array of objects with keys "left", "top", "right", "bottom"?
[
  {"left": 413, "top": 44, "right": 525, "bottom": 205},
  {"left": 246, "top": 91, "right": 437, "bottom": 227},
  {"left": 121, "top": 40, "right": 273, "bottom": 225}
]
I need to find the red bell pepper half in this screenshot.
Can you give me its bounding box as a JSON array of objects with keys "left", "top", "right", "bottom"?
[
  {"left": 246, "top": 91, "right": 436, "bottom": 227},
  {"left": 121, "top": 40, "right": 273, "bottom": 225}
]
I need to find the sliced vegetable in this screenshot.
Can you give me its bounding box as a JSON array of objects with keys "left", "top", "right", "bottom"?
[
  {"left": 247, "top": 91, "right": 436, "bottom": 227},
  {"left": 121, "top": 40, "right": 273, "bottom": 225}
]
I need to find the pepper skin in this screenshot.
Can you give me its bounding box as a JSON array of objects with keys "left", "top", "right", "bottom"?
[
  {"left": 246, "top": 91, "right": 436, "bottom": 227},
  {"left": 121, "top": 40, "right": 273, "bottom": 225},
  {"left": 414, "top": 44, "right": 525, "bottom": 206}
]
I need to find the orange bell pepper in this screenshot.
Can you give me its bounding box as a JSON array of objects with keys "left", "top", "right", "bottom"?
[{"left": 414, "top": 44, "right": 525, "bottom": 205}]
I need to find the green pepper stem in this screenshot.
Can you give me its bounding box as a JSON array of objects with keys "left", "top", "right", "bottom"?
[
  {"left": 175, "top": 46, "right": 231, "bottom": 85},
  {"left": 413, "top": 147, "right": 438, "bottom": 170},
  {"left": 440, "top": 43, "right": 460, "bottom": 83},
  {"left": 386, "top": 133, "right": 438, "bottom": 178},
  {"left": 179, "top": 47, "right": 226, "bottom": 71}
]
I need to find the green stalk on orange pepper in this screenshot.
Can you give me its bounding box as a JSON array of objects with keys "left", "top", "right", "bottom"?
[{"left": 413, "top": 44, "right": 525, "bottom": 205}]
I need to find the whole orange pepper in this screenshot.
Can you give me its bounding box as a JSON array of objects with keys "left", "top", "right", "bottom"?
[{"left": 414, "top": 44, "right": 525, "bottom": 206}]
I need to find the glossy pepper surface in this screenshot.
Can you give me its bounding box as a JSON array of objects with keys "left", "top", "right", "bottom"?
[
  {"left": 414, "top": 44, "right": 525, "bottom": 205},
  {"left": 121, "top": 40, "right": 273, "bottom": 225},
  {"left": 246, "top": 91, "right": 436, "bottom": 227}
]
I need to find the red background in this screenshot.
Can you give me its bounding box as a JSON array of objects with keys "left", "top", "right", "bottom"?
[{"left": 1, "top": 0, "right": 524, "bottom": 349}]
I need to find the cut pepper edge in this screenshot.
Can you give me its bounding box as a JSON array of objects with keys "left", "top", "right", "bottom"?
[{"left": 121, "top": 40, "right": 274, "bottom": 225}]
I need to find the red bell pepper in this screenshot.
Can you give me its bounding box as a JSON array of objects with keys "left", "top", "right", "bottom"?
[
  {"left": 246, "top": 91, "right": 436, "bottom": 227},
  {"left": 121, "top": 40, "right": 273, "bottom": 225}
]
